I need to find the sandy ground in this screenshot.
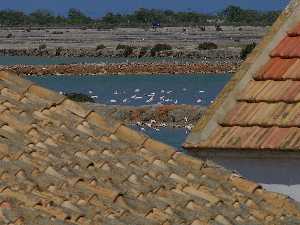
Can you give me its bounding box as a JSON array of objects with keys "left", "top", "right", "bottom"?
[{"left": 0, "top": 26, "right": 268, "bottom": 50}]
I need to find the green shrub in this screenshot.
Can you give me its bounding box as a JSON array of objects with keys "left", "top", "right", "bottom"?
[
  {"left": 65, "top": 93, "right": 95, "bottom": 103},
  {"left": 150, "top": 43, "right": 172, "bottom": 56},
  {"left": 197, "top": 42, "right": 218, "bottom": 50},
  {"left": 52, "top": 31, "right": 64, "bottom": 34},
  {"left": 96, "top": 44, "right": 106, "bottom": 50},
  {"left": 215, "top": 25, "right": 223, "bottom": 31},
  {"left": 38, "top": 44, "right": 47, "bottom": 50},
  {"left": 240, "top": 42, "right": 256, "bottom": 60},
  {"left": 116, "top": 44, "right": 129, "bottom": 50},
  {"left": 139, "top": 46, "right": 150, "bottom": 57},
  {"left": 56, "top": 47, "right": 63, "bottom": 56},
  {"left": 116, "top": 44, "right": 134, "bottom": 57}
]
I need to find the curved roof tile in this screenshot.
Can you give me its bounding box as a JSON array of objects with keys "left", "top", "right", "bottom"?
[{"left": 0, "top": 71, "right": 299, "bottom": 224}]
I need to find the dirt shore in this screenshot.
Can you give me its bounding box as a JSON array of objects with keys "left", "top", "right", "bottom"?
[
  {"left": 85, "top": 103, "right": 206, "bottom": 128},
  {"left": 1, "top": 62, "right": 238, "bottom": 75}
]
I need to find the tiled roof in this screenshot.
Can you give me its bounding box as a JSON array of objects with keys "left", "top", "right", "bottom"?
[
  {"left": 0, "top": 71, "right": 300, "bottom": 224},
  {"left": 184, "top": 1, "right": 300, "bottom": 151}
]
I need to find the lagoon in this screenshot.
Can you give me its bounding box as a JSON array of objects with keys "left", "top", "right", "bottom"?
[{"left": 28, "top": 74, "right": 230, "bottom": 106}]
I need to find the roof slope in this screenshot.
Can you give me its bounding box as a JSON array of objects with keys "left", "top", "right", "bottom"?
[
  {"left": 184, "top": 0, "right": 300, "bottom": 151},
  {"left": 0, "top": 71, "right": 299, "bottom": 224}
]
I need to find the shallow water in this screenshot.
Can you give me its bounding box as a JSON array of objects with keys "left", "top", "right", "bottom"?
[
  {"left": 20, "top": 67, "right": 300, "bottom": 201},
  {"left": 132, "top": 126, "right": 188, "bottom": 149},
  {"left": 28, "top": 74, "right": 230, "bottom": 106},
  {"left": 27, "top": 74, "right": 229, "bottom": 149}
]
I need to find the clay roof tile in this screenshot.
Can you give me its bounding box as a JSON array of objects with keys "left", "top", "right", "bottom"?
[{"left": 0, "top": 70, "right": 299, "bottom": 224}]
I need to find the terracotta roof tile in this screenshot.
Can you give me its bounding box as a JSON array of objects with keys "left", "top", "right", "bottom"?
[
  {"left": 270, "top": 36, "right": 300, "bottom": 57},
  {"left": 283, "top": 58, "right": 300, "bottom": 79},
  {"left": 3, "top": 71, "right": 298, "bottom": 224},
  {"left": 255, "top": 58, "right": 297, "bottom": 80},
  {"left": 222, "top": 102, "right": 300, "bottom": 127},
  {"left": 186, "top": 20, "right": 300, "bottom": 153},
  {"left": 288, "top": 22, "right": 300, "bottom": 36}
]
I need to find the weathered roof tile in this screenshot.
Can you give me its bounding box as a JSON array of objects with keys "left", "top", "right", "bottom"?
[
  {"left": 0, "top": 70, "right": 299, "bottom": 224},
  {"left": 185, "top": 7, "right": 300, "bottom": 153}
]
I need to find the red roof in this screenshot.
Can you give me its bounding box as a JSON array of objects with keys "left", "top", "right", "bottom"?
[{"left": 186, "top": 22, "right": 300, "bottom": 151}]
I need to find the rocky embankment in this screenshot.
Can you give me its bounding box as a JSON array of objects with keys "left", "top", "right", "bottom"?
[
  {"left": 85, "top": 103, "right": 206, "bottom": 128},
  {"left": 2, "top": 62, "right": 238, "bottom": 75},
  {"left": 0, "top": 47, "right": 241, "bottom": 61}
]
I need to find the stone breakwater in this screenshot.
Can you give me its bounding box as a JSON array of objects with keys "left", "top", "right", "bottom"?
[
  {"left": 85, "top": 103, "right": 206, "bottom": 128},
  {"left": 2, "top": 62, "right": 238, "bottom": 75}
]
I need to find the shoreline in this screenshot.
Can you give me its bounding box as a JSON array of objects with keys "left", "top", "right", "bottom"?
[
  {"left": 85, "top": 103, "right": 206, "bottom": 129},
  {"left": 1, "top": 62, "right": 238, "bottom": 76}
]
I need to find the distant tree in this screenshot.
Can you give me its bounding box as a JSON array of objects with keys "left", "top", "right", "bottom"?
[
  {"left": 68, "top": 8, "right": 92, "bottom": 24},
  {"left": 0, "top": 10, "right": 28, "bottom": 25},
  {"left": 220, "top": 5, "right": 280, "bottom": 26},
  {"left": 30, "top": 9, "right": 55, "bottom": 25},
  {"left": 0, "top": 6, "right": 280, "bottom": 27},
  {"left": 222, "top": 5, "right": 244, "bottom": 23}
]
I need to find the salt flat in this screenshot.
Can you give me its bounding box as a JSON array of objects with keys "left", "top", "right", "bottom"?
[{"left": 0, "top": 26, "right": 267, "bottom": 50}]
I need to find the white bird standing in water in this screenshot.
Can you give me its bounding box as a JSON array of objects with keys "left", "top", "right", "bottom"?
[
  {"left": 150, "top": 119, "right": 157, "bottom": 124},
  {"left": 146, "top": 96, "right": 154, "bottom": 103}
]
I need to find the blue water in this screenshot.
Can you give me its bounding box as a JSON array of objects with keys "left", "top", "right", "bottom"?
[
  {"left": 132, "top": 126, "right": 188, "bottom": 149},
  {"left": 28, "top": 74, "right": 230, "bottom": 106},
  {"left": 26, "top": 73, "right": 230, "bottom": 148}
]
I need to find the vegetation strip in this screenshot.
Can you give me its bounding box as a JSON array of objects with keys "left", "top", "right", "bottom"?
[{"left": 0, "top": 6, "right": 279, "bottom": 27}]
